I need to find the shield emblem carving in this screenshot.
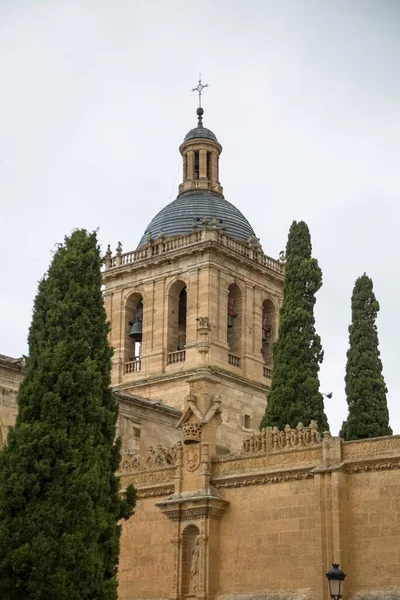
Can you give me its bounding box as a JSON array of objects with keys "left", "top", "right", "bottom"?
[{"left": 184, "top": 445, "right": 201, "bottom": 472}]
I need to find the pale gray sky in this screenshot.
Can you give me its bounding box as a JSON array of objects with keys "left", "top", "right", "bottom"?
[{"left": 1, "top": 0, "right": 399, "bottom": 435}]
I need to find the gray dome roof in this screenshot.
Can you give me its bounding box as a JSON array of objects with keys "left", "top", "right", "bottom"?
[
  {"left": 138, "top": 191, "right": 257, "bottom": 248},
  {"left": 184, "top": 127, "right": 218, "bottom": 143}
]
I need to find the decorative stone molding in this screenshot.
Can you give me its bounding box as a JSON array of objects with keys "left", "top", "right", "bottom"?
[
  {"left": 120, "top": 466, "right": 176, "bottom": 488},
  {"left": 342, "top": 435, "right": 400, "bottom": 460},
  {"left": 119, "top": 452, "right": 141, "bottom": 473},
  {"left": 103, "top": 229, "right": 285, "bottom": 283},
  {"left": 119, "top": 444, "right": 177, "bottom": 474},
  {"left": 346, "top": 458, "right": 400, "bottom": 473},
  {"left": 156, "top": 491, "right": 228, "bottom": 522},
  {"left": 182, "top": 422, "right": 202, "bottom": 443},
  {"left": 137, "top": 486, "right": 175, "bottom": 499},
  {"left": 242, "top": 421, "right": 322, "bottom": 455},
  {"left": 212, "top": 466, "right": 314, "bottom": 489}
]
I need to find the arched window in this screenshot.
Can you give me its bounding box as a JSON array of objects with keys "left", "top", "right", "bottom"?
[
  {"left": 125, "top": 293, "right": 144, "bottom": 370},
  {"left": 227, "top": 283, "right": 242, "bottom": 362},
  {"left": 261, "top": 299, "right": 276, "bottom": 367},
  {"left": 167, "top": 280, "right": 187, "bottom": 362},
  {"left": 181, "top": 525, "right": 200, "bottom": 596}
]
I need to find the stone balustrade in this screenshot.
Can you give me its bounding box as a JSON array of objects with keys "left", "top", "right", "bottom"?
[
  {"left": 167, "top": 350, "right": 186, "bottom": 364},
  {"left": 104, "top": 230, "right": 285, "bottom": 276},
  {"left": 124, "top": 358, "right": 141, "bottom": 374},
  {"left": 242, "top": 421, "right": 321, "bottom": 454},
  {"left": 263, "top": 365, "right": 272, "bottom": 378},
  {"left": 228, "top": 353, "right": 241, "bottom": 368}
]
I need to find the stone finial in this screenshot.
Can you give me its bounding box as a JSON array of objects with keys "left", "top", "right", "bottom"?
[
  {"left": 105, "top": 244, "right": 112, "bottom": 270},
  {"left": 192, "top": 219, "right": 198, "bottom": 231},
  {"left": 279, "top": 250, "right": 286, "bottom": 263},
  {"left": 212, "top": 216, "right": 218, "bottom": 229},
  {"left": 115, "top": 242, "right": 123, "bottom": 266}
]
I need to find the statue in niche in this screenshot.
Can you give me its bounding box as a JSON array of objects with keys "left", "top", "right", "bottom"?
[{"left": 190, "top": 546, "right": 199, "bottom": 577}]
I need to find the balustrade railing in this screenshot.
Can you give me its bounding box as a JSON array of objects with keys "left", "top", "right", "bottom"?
[
  {"left": 263, "top": 365, "right": 272, "bottom": 378},
  {"left": 124, "top": 358, "right": 141, "bottom": 374},
  {"left": 167, "top": 350, "right": 186, "bottom": 365},
  {"left": 104, "top": 230, "right": 284, "bottom": 275},
  {"left": 228, "top": 353, "right": 241, "bottom": 368},
  {"left": 242, "top": 421, "right": 322, "bottom": 455}
]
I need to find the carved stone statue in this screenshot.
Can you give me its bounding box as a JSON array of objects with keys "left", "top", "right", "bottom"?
[{"left": 190, "top": 541, "right": 199, "bottom": 577}]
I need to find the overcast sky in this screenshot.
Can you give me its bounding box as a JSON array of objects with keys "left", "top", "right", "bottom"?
[{"left": 1, "top": 1, "right": 399, "bottom": 435}]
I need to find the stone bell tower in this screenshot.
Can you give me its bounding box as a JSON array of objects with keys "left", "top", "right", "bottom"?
[{"left": 103, "top": 106, "right": 285, "bottom": 452}]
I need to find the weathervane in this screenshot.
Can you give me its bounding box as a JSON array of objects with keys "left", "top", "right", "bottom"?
[{"left": 192, "top": 73, "right": 208, "bottom": 108}]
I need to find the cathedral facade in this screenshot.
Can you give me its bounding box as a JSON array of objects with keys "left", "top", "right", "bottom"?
[{"left": 1, "top": 110, "right": 400, "bottom": 600}]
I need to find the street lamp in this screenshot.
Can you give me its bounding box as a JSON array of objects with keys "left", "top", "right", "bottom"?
[{"left": 326, "top": 563, "right": 346, "bottom": 599}]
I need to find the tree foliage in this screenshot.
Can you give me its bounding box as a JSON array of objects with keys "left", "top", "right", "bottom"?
[
  {"left": 340, "top": 274, "right": 392, "bottom": 440},
  {"left": 260, "top": 221, "right": 329, "bottom": 431},
  {"left": 0, "top": 229, "right": 136, "bottom": 600}
]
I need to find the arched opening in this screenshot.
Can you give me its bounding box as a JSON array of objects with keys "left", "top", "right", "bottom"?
[
  {"left": 227, "top": 283, "right": 242, "bottom": 365},
  {"left": 181, "top": 525, "right": 200, "bottom": 597},
  {"left": 167, "top": 280, "right": 187, "bottom": 363},
  {"left": 125, "top": 292, "right": 144, "bottom": 372},
  {"left": 261, "top": 299, "right": 276, "bottom": 371}
]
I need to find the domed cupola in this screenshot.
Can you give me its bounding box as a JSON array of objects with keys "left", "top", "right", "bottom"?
[
  {"left": 179, "top": 107, "right": 223, "bottom": 196},
  {"left": 137, "top": 81, "right": 258, "bottom": 248}
]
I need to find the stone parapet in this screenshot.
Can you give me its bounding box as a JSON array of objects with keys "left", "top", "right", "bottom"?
[{"left": 103, "top": 230, "right": 285, "bottom": 280}]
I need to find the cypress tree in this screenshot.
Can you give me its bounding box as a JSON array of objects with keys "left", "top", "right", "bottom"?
[
  {"left": 340, "top": 274, "right": 392, "bottom": 440},
  {"left": 0, "top": 230, "right": 136, "bottom": 600},
  {"left": 260, "top": 221, "right": 329, "bottom": 431}
]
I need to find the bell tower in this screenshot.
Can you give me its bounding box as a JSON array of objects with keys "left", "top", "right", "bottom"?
[{"left": 103, "top": 105, "right": 285, "bottom": 452}]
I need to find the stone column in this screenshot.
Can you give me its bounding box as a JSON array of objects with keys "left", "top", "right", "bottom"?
[
  {"left": 187, "top": 150, "right": 195, "bottom": 181},
  {"left": 199, "top": 149, "right": 207, "bottom": 180},
  {"left": 182, "top": 154, "right": 187, "bottom": 181},
  {"left": 210, "top": 152, "right": 218, "bottom": 185}
]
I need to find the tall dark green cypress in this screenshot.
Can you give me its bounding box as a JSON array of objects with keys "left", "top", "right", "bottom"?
[
  {"left": 260, "top": 221, "right": 329, "bottom": 431},
  {"left": 0, "top": 230, "right": 136, "bottom": 600},
  {"left": 340, "top": 274, "right": 392, "bottom": 440}
]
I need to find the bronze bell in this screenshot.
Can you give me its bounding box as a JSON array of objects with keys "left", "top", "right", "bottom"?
[
  {"left": 228, "top": 314, "right": 235, "bottom": 328},
  {"left": 129, "top": 320, "right": 143, "bottom": 342}
]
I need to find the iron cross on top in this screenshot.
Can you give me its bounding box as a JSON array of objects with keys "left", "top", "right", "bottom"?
[{"left": 192, "top": 74, "right": 208, "bottom": 107}]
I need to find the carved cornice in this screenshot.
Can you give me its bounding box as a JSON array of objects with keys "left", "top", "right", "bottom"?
[
  {"left": 115, "top": 365, "right": 268, "bottom": 396},
  {"left": 211, "top": 466, "right": 314, "bottom": 489},
  {"left": 103, "top": 234, "right": 284, "bottom": 284},
  {"left": 346, "top": 456, "right": 400, "bottom": 474},
  {"left": 137, "top": 486, "right": 175, "bottom": 499},
  {"left": 156, "top": 492, "right": 229, "bottom": 522}
]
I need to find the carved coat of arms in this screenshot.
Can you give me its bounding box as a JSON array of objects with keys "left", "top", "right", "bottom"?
[{"left": 184, "top": 444, "right": 201, "bottom": 472}]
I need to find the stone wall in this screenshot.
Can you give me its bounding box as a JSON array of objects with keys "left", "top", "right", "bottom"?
[
  {"left": 0, "top": 354, "right": 25, "bottom": 448},
  {"left": 119, "top": 426, "right": 400, "bottom": 600}
]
